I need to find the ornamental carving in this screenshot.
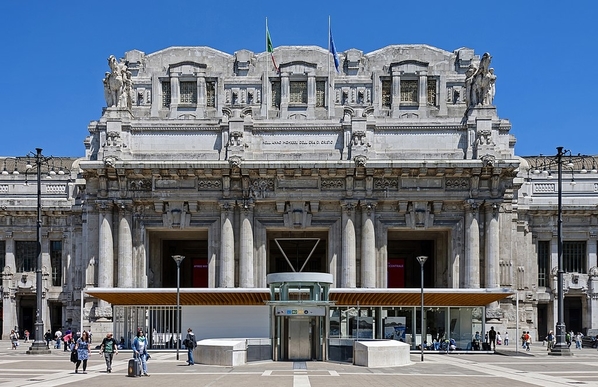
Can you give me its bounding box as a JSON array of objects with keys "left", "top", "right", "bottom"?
[
  {"left": 481, "top": 154, "right": 496, "bottom": 167},
  {"left": 373, "top": 178, "right": 398, "bottom": 190},
  {"left": 229, "top": 156, "right": 242, "bottom": 169},
  {"left": 354, "top": 155, "right": 367, "bottom": 167},
  {"left": 445, "top": 178, "right": 469, "bottom": 190},
  {"left": 251, "top": 178, "right": 274, "bottom": 199},
  {"left": 198, "top": 179, "right": 222, "bottom": 190},
  {"left": 129, "top": 179, "right": 152, "bottom": 191},
  {"left": 321, "top": 179, "right": 345, "bottom": 190}
]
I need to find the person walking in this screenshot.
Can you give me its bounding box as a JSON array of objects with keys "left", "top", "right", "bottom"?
[
  {"left": 74, "top": 331, "right": 91, "bottom": 374},
  {"left": 488, "top": 326, "right": 497, "bottom": 350},
  {"left": 100, "top": 332, "right": 119, "bottom": 373},
  {"left": 546, "top": 330, "right": 555, "bottom": 351},
  {"left": 132, "top": 330, "right": 150, "bottom": 376},
  {"left": 44, "top": 330, "right": 53, "bottom": 349},
  {"left": 184, "top": 328, "right": 196, "bottom": 365},
  {"left": 24, "top": 330, "right": 30, "bottom": 343},
  {"left": 54, "top": 328, "right": 62, "bottom": 349},
  {"left": 10, "top": 329, "right": 19, "bottom": 350},
  {"left": 504, "top": 331, "right": 509, "bottom": 346}
]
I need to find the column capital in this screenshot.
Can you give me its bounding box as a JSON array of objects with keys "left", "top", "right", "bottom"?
[
  {"left": 360, "top": 201, "right": 377, "bottom": 216},
  {"left": 96, "top": 200, "right": 114, "bottom": 213}
]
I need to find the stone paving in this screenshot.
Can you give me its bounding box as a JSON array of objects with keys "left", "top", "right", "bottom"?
[{"left": 0, "top": 341, "right": 596, "bottom": 387}]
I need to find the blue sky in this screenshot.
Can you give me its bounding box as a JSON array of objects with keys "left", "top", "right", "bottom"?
[{"left": 0, "top": 0, "right": 596, "bottom": 157}]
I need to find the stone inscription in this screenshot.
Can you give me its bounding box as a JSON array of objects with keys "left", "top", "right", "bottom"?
[
  {"left": 262, "top": 139, "right": 335, "bottom": 146},
  {"left": 260, "top": 134, "right": 338, "bottom": 150}
]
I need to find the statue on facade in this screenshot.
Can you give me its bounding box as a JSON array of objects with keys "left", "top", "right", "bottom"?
[
  {"left": 466, "top": 52, "right": 496, "bottom": 107},
  {"left": 103, "top": 55, "right": 132, "bottom": 109}
]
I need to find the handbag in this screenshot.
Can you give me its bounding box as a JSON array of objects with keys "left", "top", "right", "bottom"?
[{"left": 70, "top": 349, "right": 78, "bottom": 363}]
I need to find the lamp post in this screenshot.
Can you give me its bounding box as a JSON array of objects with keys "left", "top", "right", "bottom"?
[
  {"left": 550, "top": 147, "right": 572, "bottom": 356},
  {"left": 172, "top": 255, "right": 185, "bottom": 360},
  {"left": 27, "top": 148, "right": 51, "bottom": 354},
  {"left": 416, "top": 255, "right": 428, "bottom": 362}
]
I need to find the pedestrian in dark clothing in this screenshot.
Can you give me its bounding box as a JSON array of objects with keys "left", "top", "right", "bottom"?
[
  {"left": 488, "top": 326, "right": 497, "bottom": 350},
  {"left": 100, "top": 332, "right": 119, "bottom": 373}
]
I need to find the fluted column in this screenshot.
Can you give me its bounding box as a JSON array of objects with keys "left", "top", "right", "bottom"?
[
  {"left": 239, "top": 201, "right": 254, "bottom": 288},
  {"left": 485, "top": 202, "right": 500, "bottom": 288},
  {"left": 98, "top": 201, "right": 114, "bottom": 289},
  {"left": 341, "top": 201, "right": 356, "bottom": 288},
  {"left": 464, "top": 200, "right": 480, "bottom": 288},
  {"left": 219, "top": 202, "right": 235, "bottom": 287},
  {"left": 117, "top": 202, "right": 133, "bottom": 288},
  {"left": 361, "top": 202, "right": 376, "bottom": 288}
]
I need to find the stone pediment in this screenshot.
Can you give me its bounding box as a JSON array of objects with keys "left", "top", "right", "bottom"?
[{"left": 169, "top": 61, "right": 207, "bottom": 76}]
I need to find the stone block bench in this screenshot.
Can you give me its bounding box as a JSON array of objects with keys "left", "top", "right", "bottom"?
[
  {"left": 196, "top": 339, "right": 247, "bottom": 366},
  {"left": 354, "top": 340, "right": 411, "bottom": 367}
]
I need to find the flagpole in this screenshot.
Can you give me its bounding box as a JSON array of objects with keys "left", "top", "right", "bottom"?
[{"left": 328, "top": 16, "right": 332, "bottom": 119}]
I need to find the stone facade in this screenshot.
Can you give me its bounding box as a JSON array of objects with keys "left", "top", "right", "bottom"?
[{"left": 0, "top": 44, "right": 597, "bottom": 342}]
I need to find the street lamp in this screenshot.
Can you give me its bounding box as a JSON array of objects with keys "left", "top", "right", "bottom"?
[
  {"left": 172, "top": 255, "right": 185, "bottom": 360},
  {"left": 416, "top": 255, "right": 428, "bottom": 362},
  {"left": 27, "top": 148, "right": 51, "bottom": 354}
]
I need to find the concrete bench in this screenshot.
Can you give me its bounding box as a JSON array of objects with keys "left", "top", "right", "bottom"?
[
  {"left": 354, "top": 340, "right": 411, "bottom": 367},
  {"left": 196, "top": 339, "right": 247, "bottom": 366}
]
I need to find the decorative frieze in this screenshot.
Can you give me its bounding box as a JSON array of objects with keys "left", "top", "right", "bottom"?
[
  {"left": 46, "top": 184, "right": 67, "bottom": 194},
  {"left": 321, "top": 178, "right": 345, "bottom": 190},
  {"left": 373, "top": 178, "right": 398, "bottom": 190},
  {"left": 129, "top": 179, "right": 152, "bottom": 191},
  {"left": 445, "top": 177, "right": 469, "bottom": 190},
  {"left": 533, "top": 183, "right": 556, "bottom": 193},
  {"left": 198, "top": 179, "right": 222, "bottom": 190}
]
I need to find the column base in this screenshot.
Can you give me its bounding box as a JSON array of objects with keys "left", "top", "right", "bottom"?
[
  {"left": 26, "top": 340, "right": 52, "bottom": 355},
  {"left": 548, "top": 344, "right": 573, "bottom": 356}
]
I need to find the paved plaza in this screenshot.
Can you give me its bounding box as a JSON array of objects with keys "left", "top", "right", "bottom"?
[{"left": 0, "top": 341, "right": 596, "bottom": 387}]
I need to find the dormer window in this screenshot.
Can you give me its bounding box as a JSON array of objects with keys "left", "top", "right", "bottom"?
[
  {"left": 316, "top": 81, "right": 326, "bottom": 107},
  {"left": 162, "top": 81, "right": 171, "bottom": 108},
  {"left": 427, "top": 79, "right": 437, "bottom": 106},
  {"left": 381, "top": 80, "right": 391, "bottom": 108},
  {"left": 206, "top": 80, "right": 216, "bottom": 108},
  {"left": 271, "top": 80, "right": 281, "bottom": 108},
  {"left": 290, "top": 81, "right": 307, "bottom": 104},
  {"left": 400, "top": 80, "right": 418, "bottom": 104},
  {"left": 180, "top": 81, "right": 197, "bottom": 104}
]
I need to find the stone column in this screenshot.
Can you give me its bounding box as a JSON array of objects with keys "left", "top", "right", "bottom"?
[
  {"left": 239, "top": 202, "right": 254, "bottom": 288},
  {"left": 485, "top": 203, "right": 500, "bottom": 288},
  {"left": 2, "top": 236, "right": 16, "bottom": 339},
  {"left": 589, "top": 232, "right": 597, "bottom": 270},
  {"left": 341, "top": 201, "right": 356, "bottom": 288},
  {"left": 361, "top": 202, "right": 376, "bottom": 288},
  {"left": 219, "top": 202, "right": 235, "bottom": 287},
  {"left": 170, "top": 74, "right": 180, "bottom": 109},
  {"left": 464, "top": 201, "right": 480, "bottom": 288},
  {"left": 98, "top": 201, "right": 114, "bottom": 289},
  {"left": 280, "top": 72, "right": 289, "bottom": 114},
  {"left": 391, "top": 69, "right": 401, "bottom": 110},
  {"left": 117, "top": 202, "right": 133, "bottom": 288},
  {"left": 588, "top": 268, "right": 598, "bottom": 336},
  {"left": 418, "top": 71, "right": 428, "bottom": 108}
]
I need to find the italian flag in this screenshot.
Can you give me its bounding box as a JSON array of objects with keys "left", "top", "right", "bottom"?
[{"left": 266, "top": 24, "right": 279, "bottom": 73}]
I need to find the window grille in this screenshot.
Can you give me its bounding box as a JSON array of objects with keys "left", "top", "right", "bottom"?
[
  {"left": 51, "top": 241, "right": 62, "bottom": 286},
  {"left": 206, "top": 81, "right": 216, "bottom": 107},
  {"left": 427, "top": 79, "right": 437, "bottom": 106},
  {"left": 381, "top": 80, "right": 391, "bottom": 108},
  {"left": 271, "top": 80, "right": 281, "bottom": 108},
  {"left": 564, "top": 241, "right": 586, "bottom": 273},
  {"left": 316, "top": 81, "right": 326, "bottom": 107},
  {"left": 537, "top": 241, "right": 550, "bottom": 287},
  {"left": 162, "top": 81, "right": 171, "bottom": 108},
  {"left": 16, "top": 241, "right": 36, "bottom": 272},
  {"left": 180, "top": 81, "right": 197, "bottom": 104},
  {"left": 290, "top": 81, "right": 307, "bottom": 104},
  {"left": 400, "top": 80, "right": 418, "bottom": 103}
]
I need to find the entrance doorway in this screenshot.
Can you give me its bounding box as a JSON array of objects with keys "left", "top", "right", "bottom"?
[
  {"left": 162, "top": 240, "right": 208, "bottom": 288},
  {"left": 288, "top": 318, "right": 312, "bottom": 360},
  {"left": 565, "top": 297, "right": 582, "bottom": 334},
  {"left": 18, "top": 297, "right": 35, "bottom": 340},
  {"left": 387, "top": 240, "right": 434, "bottom": 288}
]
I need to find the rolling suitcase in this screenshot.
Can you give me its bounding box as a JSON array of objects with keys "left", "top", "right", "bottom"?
[{"left": 128, "top": 357, "right": 142, "bottom": 377}]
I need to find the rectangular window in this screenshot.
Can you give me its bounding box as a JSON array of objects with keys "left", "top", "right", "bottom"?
[
  {"left": 16, "top": 241, "right": 37, "bottom": 272},
  {"left": 316, "top": 81, "right": 326, "bottom": 107},
  {"left": 381, "top": 80, "right": 391, "bottom": 108},
  {"left": 564, "top": 241, "right": 586, "bottom": 273},
  {"left": 162, "top": 81, "right": 171, "bottom": 108},
  {"left": 290, "top": 81, "right": 307, "bottom": 104},
  {"left": 0, "top": 240, "right": 5, "bottom": 272},
  {"left": 271, "top": 80, "right": 281, "bottom": 108},
  {"left": 206, "top": 81, "right": 216, "bottom": 108},
  {"left": 427, "top": 79, "right": 437, "bottom": 106},
  {"left": 51, "top": 241, "right": 62, "bottom": 286},
  {"left": 180, "top": 81, "right": 197, "bottom": 104},
  {"left": 537, "top": 241, "right": 550, "bottom": 287},
  {"left": 400, "top": 80, "right": 418, "bottom": 103}
]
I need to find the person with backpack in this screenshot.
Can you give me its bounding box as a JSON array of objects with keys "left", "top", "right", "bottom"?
[
  {"left": 184, "top": 328, "right": 197, "bottom": 365},
  {"left": 100, "top": 332, "right": 119, "bottom": 373}
]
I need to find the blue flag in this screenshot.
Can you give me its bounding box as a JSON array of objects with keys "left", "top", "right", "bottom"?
[{"left": 329, "top": 29, "right": 340, "bottom": 73}]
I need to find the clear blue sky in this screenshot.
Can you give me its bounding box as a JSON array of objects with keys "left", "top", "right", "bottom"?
[{"left": 1, "top": 0, "right": 596, "bottom": 157}]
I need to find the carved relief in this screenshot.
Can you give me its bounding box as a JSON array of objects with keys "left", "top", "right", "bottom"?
[
  {"left": 197, "top": 179, "right": 222, "bottom": 190},
  {"left": 251, "top": 178, "right": 274, "bottom": 199},
  {"left": 354, "top": 155, "right": 367, "bottom": 167},
  {"left": 321, "top": 179, "right": 345, "bottom": 190},
  {"left": 445, "top": 178, "right": 469, "bottom": 190},
  {"left": 129, "top": 179, "right": 152, "bottom": 191},
  {"left": 373, "top": 178, "right": 398, "bottom": 190},
  {"left": 229, "top": 156, "right": 242, "bottom": 169}
]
